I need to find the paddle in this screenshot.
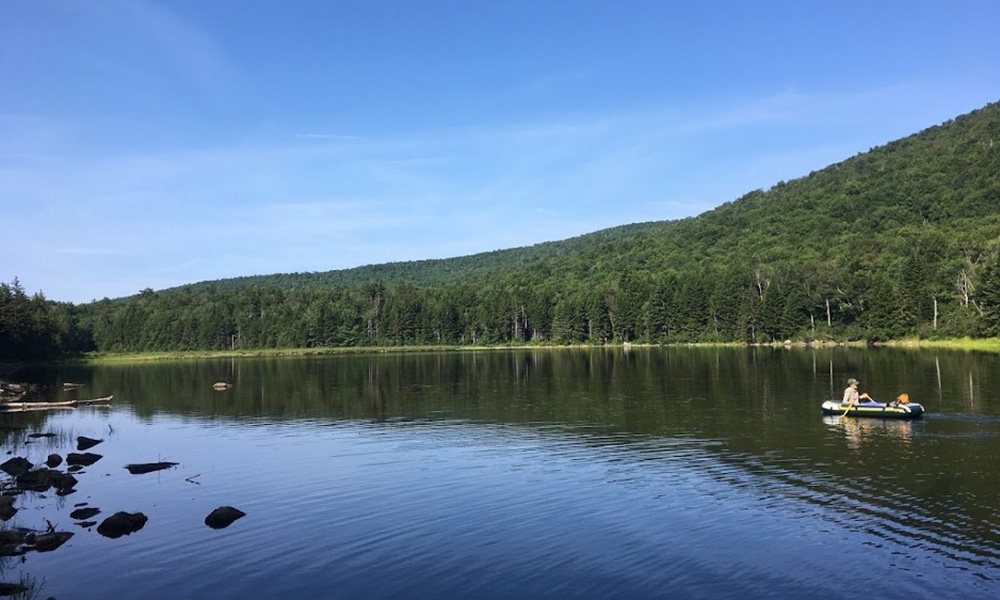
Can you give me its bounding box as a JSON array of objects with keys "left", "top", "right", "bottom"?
[{"left": 843, "top": 392, "right": 874, "bottom": 416}]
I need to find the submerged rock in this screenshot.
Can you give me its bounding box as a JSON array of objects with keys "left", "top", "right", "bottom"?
[
  {"left": 97, "top": 512, "right": 148, "bottom": 539},
  {"left": 124, "top": 462, "right": 178, "bottom": 475},
  {"left": 26, "top": 433, "right": 56, "bottom": 438},
  {"left": 0, "top": 457, "right": 32, "bottom": 477},
  {"left": 66, "top": 452, "right": 103, "bottom": 467},
  {"left": 76, "top": 520, "right": 97, "bottom": 528},
  {"left": 76, "top": 436, "right": 103, "bottom": 451},
  {"left": 204, "top": 506, "right": 246, "bottom": 529}
]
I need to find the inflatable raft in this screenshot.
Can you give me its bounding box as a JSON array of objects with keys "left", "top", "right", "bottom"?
[{"left": 821, "top": 399, "right": 924, "bottom": 419}]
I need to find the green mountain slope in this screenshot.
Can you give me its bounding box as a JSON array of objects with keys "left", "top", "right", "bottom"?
[{"left": 172, "top": 221, "right": 664, "bottom": 293}]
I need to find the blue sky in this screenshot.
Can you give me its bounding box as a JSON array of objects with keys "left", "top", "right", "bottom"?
[{"left": 2, "top": 0, "right": 999, "bottom": 303}]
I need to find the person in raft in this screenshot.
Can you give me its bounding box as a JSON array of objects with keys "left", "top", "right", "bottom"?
[{"left": 843, "top": 377, "right": 872, "bottom": 406}]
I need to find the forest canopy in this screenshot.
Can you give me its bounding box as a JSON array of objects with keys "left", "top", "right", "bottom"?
[{"left": 4, "top": 101, "right": 1000, "bottom": 359}]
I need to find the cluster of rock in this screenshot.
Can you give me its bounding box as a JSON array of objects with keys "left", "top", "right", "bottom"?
[{"left": 2, "top": 428, "right": 247, "bottom": 595}]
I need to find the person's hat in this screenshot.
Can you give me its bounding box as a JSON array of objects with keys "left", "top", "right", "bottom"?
[{"left": 847, "top": 378, "right": 860, "bottom": 385}]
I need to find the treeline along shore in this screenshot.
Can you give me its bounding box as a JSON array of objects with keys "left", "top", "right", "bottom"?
[{"left": 3, "top": 102, "right": 1000, "bottom": 361}]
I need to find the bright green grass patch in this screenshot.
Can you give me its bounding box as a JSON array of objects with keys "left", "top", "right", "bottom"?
[{"left": 883, "top": 337, "right": 1000, "bottom": 352}]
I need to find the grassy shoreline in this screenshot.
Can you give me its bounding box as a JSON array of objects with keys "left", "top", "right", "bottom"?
[
  {"left": 39, "top": 336, "right": 1000, "bottom": 365},
  {"left": 880, "top": 337, "right": 1000, "bottom": 352}
]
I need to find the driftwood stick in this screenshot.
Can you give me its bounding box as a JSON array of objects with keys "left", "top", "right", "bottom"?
[{"left": 0, "top": 395, "right": 113, "bottom": 412}]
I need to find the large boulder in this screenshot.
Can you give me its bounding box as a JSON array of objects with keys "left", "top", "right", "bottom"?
[
  {"left": 205, "top": 506, "right": 246, "bottom": 529},
  {"left": 97, "top": 512, "right": 148, "bottom": 539}
]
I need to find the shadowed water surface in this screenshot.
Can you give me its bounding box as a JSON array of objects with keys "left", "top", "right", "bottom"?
[{"left": 2, "top": 347, "right": 999, "bottom": 599}]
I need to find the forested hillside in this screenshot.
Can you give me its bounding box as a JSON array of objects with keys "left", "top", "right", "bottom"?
[{"left": 4, "top": 102, "right": 1000, "bottom": 358}]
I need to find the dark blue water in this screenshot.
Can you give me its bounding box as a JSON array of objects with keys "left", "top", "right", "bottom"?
[{"left": 2, "top": 348, "right": 999, "bottom": 599}]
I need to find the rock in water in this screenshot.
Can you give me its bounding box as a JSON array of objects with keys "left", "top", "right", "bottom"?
[
  {"left": 45, "top": 454, "right": 63, "bottom": 468},
  {"left": 70, "top": 507, "right": 101, "bottom": 520},
  {"left": 204, "top": 506, "right": 246, "bottom": 529},
  {"left": 124, "top": 462, "right": 178, "bottom": 475},
  {"left": 32, "top": 531, "right": 74, "bottom": 552},
  {"left": 76, "top": 436, "right": 103, "bottom": 451},
  {"left": 66, "top": 452, "right": 103, "bottom": 466},
  {"left": 0, "top": 583, "right": 29, "bottom": 595},
  {"left": 0, "top": 457, "right": 32, "bottom": 477},
  {"left": 52, "top": 472, "right": 77, "bottom": 490},
  {"left": 15, "top": 468, "right": 56, "bottom": 492},
  {"left": 0, "top": 496, "right": 16, "bottom": 521},
  {"left": 97, "top": 512, "right": 148, "bottom": 539}
]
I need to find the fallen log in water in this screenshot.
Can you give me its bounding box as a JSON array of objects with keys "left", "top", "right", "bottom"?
[{"left": 0, "top": 395, "right": 113, "bottom": 412}]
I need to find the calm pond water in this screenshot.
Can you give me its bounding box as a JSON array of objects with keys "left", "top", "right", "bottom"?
[{"left": 2, "top": 347, "right": 999, "bottom": 599}]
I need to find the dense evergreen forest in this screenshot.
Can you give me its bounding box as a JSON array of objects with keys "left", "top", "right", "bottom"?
[{"left": 4, "top": 102, "right": 1000, "bottom": 359}]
